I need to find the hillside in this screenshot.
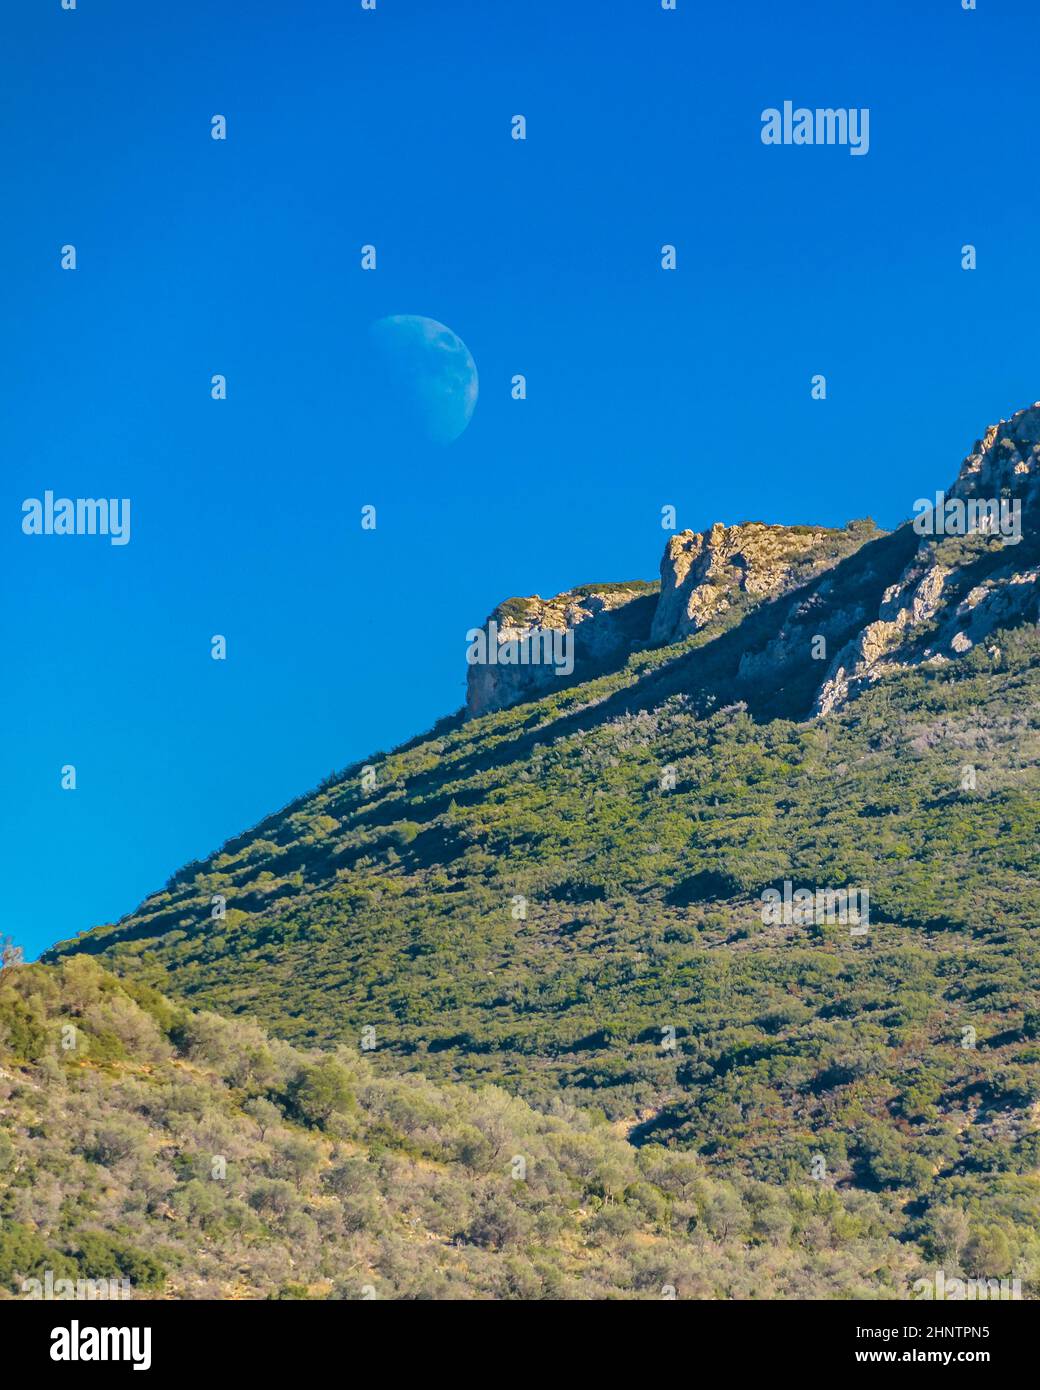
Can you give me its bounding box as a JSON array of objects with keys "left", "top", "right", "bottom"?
[
  {"left": 41, "top": 404, "right": 1040, "bottom": 1293},
  {"left": 0, "top": 958, "right": 951, "bottom": 1300}
]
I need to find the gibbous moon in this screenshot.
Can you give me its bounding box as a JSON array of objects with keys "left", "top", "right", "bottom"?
[{"left": 369, "top": 315, "right": 478, "bottom": 445}]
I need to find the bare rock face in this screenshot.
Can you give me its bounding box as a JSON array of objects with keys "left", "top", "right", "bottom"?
[
  {"left": 465, "top": 584, "right": 656, "bottom": 717},
  {"left": 464, "top": 401, "right": 1040, "bottom": 724},
  {"left": 813, "top": 403, "right": 1040, "bottom": 716},
  {"left": 951, "top": 403, "right": 1040, "bottom": 505},
  {"left": 466, "top": 524, "right": 874, "bottom": 720},
  {"left": 651, "top": 522, "right": 851, "bottom": 644}
]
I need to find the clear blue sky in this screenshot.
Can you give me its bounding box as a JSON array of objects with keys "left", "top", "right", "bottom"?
[{"left": 3, "top": 0, "right": 1037, "bottom": 959}]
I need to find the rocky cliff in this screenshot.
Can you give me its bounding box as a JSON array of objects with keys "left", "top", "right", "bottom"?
[
  {"left": 464, "top": 402, "right": 1040, "bottom": 722},
  {"left": 814, "top": 402, "right": 1040, "bottom": 714},
  {"left": 465, "top": 522, "right": 872, "bottom": 718},
  {"left": 650, "top": 522, "right": 859, "bottom": 644},
  {"left": 465, "top": 584, "right": 657, "bottom": 717}
]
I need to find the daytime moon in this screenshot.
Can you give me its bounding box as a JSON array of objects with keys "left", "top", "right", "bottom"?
[{"left": 369, "top": 315, "right": 478, "bottom": 445}]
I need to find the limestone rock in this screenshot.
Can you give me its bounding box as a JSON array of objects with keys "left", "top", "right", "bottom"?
[
  {"left": 651, "top": 522, "right": 848, "bottom": 645},
  {"left": 465, "top": 584, "right": 656, "bottom": 717},
  {"left": 812, "top": 402, "right": 1040, "bottom": 715}
]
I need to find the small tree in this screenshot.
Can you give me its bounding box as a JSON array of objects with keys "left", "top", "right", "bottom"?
[
  {"left": 0, "top": 935, "right": 24, "bottom": 975},
  {"left": 272, "top": 1136, "right": 320, "bottom": 1192},
  {"left": 243, "top": 1097, "right": 281, "bottom": 1142},
  {"left": 928, "top": 1204, "right": 970, "bottom": 1265},
  {"left": 290, "top": 1059, "right": 355, "bottom": 1128}
]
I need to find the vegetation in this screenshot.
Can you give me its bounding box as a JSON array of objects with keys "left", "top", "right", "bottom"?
[
  {"left": 30, "top": 517, "right": 1040, "bottom": 1298},
  {"left": 0, "top": 958, "right": 971, "bottom": 1300}
]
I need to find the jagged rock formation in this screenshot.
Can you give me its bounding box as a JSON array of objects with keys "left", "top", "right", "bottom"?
[
  {"left": 465, "top": 584, "right": 657, "bottom": 717},
  {"left": 465, "top": 523, "right": 872, "bottom": 718},
  {"left": 814, "top": 403, "right": 1040, "bottom": 714},
  {"left": 465, "top": 402, "right": 1040, "bottom": 723},
  {"left": 651, "top": 522, "right": 853, "bottom": 644}
]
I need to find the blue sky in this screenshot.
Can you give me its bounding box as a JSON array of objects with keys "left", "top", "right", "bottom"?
[{"left": 3, "top": 0, "right": 1037, "bottom": 959}]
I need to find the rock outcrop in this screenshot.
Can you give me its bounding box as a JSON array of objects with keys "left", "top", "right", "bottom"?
[
  {"left": 465, "top": 584, "right": 657, "bottom": 717},
  {"left": 651, "top": 522, "right": 855, "bottom": 644},
  {"left": 465, "top": 402, "right": 1040, "bottom": 722},
  {"left": 814, "top": 403, "right": 1040, "bottom": 715},
  {"left": 464, "top": 524, "right": 869, "bottom": 719}
]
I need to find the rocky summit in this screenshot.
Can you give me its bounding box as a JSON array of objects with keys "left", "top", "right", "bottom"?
[
  {"left": 465, "top": 523, "right": 870, "bottom": 718},
  {"left": 815, "top": 403, "right": 1040, "bottom": 714},
  {"left": 464, "top": 403, "right": 1040, "bottom": 724}
]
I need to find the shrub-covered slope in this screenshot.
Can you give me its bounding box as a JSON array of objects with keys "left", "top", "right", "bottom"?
[
  {"left": 45, "top": 620, "right": 1040, "bottom": 1200},
  {"left": 41, "top": 404, "right": 1040, "bottom": 1261},
  {"left": 0, "top": 958, "right": 981, "bottom": 1301}
]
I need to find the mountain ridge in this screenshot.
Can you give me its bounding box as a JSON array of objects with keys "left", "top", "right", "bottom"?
[
  {"left": 462, "top": 401, "right": 1040, "bottom": 724},
  {"left": 41, "top": 404, "right": 1040, "bottom": 1258}
]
